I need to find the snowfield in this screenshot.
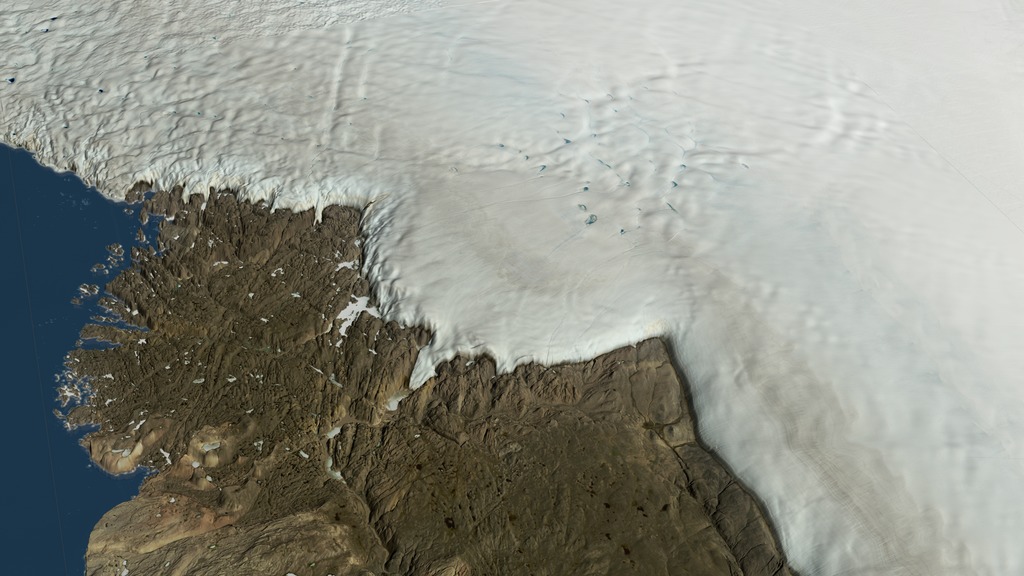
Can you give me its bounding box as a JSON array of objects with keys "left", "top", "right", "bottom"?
[{"left": 5, "top": 0, "right": 1024, "bottom": 574}]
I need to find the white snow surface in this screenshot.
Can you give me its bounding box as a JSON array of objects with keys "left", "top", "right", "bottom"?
[
  {"left": 5, "top": 1, "right": 1024, "bottom": 574},
  {"left": 335, "top": 295, "right": 380, "bottom": 340}
]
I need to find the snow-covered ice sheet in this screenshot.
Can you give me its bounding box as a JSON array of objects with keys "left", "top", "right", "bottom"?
[{"left": 5, "top": 0, "right": 1024, "bottom": 574}]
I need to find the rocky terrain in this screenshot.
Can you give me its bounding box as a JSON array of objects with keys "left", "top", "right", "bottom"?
[{"left": 64, "top": 190, "right": 795, "bottom": 575}]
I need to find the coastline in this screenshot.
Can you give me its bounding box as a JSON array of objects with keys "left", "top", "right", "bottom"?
[
  {"left": 9, "top": 0, "right": 1024, "bottom": 570},
  {"left": 2, "top": 144, "right": 147, "bottom": 575}
]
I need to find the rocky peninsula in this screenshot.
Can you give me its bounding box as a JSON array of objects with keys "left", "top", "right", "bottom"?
[{"left": 64, "top": 190, "right": 794, "bottom": 576}]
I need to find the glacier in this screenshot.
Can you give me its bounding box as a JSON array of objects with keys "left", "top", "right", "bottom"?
[{"left": 4, "top": 0, "right": 1024, "bottom": 574}]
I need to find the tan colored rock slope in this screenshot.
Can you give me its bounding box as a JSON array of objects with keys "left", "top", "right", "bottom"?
[{"left": 65, "top": 190, "right": 794, "bottom": 576}]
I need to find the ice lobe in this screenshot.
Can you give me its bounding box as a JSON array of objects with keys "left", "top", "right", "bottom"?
[{"left": 6, "top": 0, "right": 1024, "bottom": 574}]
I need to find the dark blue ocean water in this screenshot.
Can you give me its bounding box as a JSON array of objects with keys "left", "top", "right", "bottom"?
[{"left": 1, "top": 144, "right": 146, "bottom": 575}]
